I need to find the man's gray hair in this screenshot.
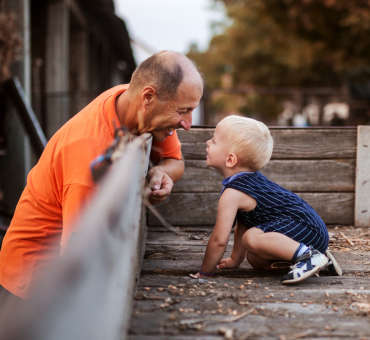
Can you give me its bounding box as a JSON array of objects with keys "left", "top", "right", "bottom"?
[{"left": 130, "top": 52, "right": 185, "bottom": 101}]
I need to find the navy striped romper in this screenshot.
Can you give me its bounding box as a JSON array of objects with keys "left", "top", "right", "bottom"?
[{"left": 222, "top": 171, "right": 329, "bottom": 253}]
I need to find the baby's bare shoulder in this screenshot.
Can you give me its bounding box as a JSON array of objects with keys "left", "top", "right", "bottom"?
[{"left": 221, "top": 188, "right": 257, "bottom": 211}]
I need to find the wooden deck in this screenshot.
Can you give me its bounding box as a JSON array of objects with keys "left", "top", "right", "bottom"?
[
  {"left": 129, "top": 127, "right": 370, "bottom": 340},
  {"left": 129, "top": 227, "right": 370, "bottom": 340}
]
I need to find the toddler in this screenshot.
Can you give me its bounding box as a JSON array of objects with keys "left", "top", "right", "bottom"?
[{"left": 192, "top": 116, "right": 340, "bottom": 284}]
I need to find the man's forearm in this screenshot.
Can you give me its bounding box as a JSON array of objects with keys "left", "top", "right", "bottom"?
[{"left": 156, "top": 157, "right": 184, "bottom": 183}]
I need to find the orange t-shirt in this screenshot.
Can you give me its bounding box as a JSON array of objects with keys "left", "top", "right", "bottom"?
[{"left": 0, "top": 84, "right": 181, "bottom": 298}]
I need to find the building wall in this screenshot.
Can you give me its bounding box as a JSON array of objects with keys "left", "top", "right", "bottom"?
[{"left": 0, "top": 0, "right": 135, "bottom": 218}]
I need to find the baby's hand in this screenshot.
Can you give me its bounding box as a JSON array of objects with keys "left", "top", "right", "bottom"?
[
  {"left": 189, "top": 272, "right": 201, "bottom": 279},
  {"left": 189, "top": 272, "right": 214, "bottom": 279},
  {"left": 217, "top": 258, "right": 239, "bottom": 269}
]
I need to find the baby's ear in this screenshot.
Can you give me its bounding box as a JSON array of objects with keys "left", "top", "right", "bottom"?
[{"left": 226, "top": 153, "right": 238, "bottom": 168}]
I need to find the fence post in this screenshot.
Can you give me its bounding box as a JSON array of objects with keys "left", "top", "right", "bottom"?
[{"left": 355, "top": 125, "right": 370, "bottom": 227}]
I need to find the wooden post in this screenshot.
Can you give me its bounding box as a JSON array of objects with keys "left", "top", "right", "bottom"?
[
  {"left": 355, "top": 125, "right": 370, "bottom": 227},
  {"left": 45, "top": 0, "right": 69, "bottom": 138},
  {"left": 69, "top": 28, "right": 90, "bottom": 116},
  {"left": 0, "top": 0, "right": 31, "bottom": 211}
]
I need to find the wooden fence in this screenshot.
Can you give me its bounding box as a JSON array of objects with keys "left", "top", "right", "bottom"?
[
  {"left": 149, "top": 126, "right": 370, "bottom": 228},
  {"left": 0, "top": 134, "right": 152, "bottom": 340}
]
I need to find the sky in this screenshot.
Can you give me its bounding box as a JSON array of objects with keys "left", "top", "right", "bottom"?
[{"left": 114, "top": 0, "right": 225, "bottom": 64}]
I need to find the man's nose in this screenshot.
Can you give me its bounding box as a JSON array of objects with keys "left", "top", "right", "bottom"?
[{"left": 180, "top": 113, "right": 192, "bottom": 131}]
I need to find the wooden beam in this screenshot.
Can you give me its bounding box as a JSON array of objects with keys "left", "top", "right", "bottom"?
[
  {"left": 173, "top": 159, "right": 355, "bottom": 193},
  {"left": 45, "top": 0, "right": 69, "bottom": 138},
  {"left": 4, "top": 77, "right": 47, "bottom": 156},
  {"left": 148, "top": 192, "right": 354, "bottom": 226},
  {"left": 0, "top": 135, "right": 152, "bottom": 340},
  {"left": 355, "top": 126, "right": 370, "bottom": 227},
  {"left": 178, "top": 128, "right": 357, "bottom": 160},
  {"left": 0, "top": 0, "right": 32, "bottom": 211},
  {"left": 66, "top": 0, "right": 88, "bottom": 29}
]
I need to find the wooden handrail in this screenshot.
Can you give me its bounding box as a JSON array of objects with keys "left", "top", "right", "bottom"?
[
  {"left": 4, "top": 77, "right": 47, "bottom": 157},
  {"left": 0, "top": 133, "right": 152, "bottom": 340}
]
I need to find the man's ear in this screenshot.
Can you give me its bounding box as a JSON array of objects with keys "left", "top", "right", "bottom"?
[
  {"left": 226, "top": 153, "right": 238, "bottom": 168},
  {"left": 141, "top": 86, "right": 157, "bottom": 110}
]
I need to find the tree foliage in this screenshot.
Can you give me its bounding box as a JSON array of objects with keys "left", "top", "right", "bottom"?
[{"left": 188, "top": 0, "right": 370, "bottom": 88}]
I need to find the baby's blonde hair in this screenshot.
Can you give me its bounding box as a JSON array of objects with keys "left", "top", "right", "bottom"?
[{"left": 217, "top": 115, "right": 274, "bottom": 171}]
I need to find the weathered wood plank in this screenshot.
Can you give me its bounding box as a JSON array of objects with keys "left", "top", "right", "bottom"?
[
  {"left": 178, "top": 128, "right": 357, "bottom": 160},
  {"left": 141, "top": 254, "right": 368, "bottom": 276},
  {"left": 0, "top": 135, "right": 152, "bottom": 340},
  {"left": 355, "top": 125, "right": 370, "bottom": 227},
  {"left": 174, "top": 159, "right": 355, "bottom": 193},
  {"left": 130, "top": 271, "right": 370, "bottom": 339},
  {"left": 148, "top": 193, "right": 354, "bottom": 226}
]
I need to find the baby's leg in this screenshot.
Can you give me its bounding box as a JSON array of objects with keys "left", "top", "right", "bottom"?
[
  {"left": 246, "top": 252, "right": 275, "bottom": 270},
  {"left": 242, "top": 227, "right": 299, "bottom": 261}
]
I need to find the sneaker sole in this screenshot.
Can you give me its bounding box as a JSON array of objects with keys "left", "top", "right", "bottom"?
[
  {"left": 325, "top": 249, "right": 342, "bottom": 276},
  {"left": 282, "top": 256, "right": 329, "bottom": 284}
]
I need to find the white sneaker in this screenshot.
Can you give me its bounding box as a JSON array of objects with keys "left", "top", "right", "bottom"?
[
  {"left": 282, "top": 247, "right": 328, "bottom": 284},
  {"left": 325, "top": 249, "right": 342, "bottom": 276}
]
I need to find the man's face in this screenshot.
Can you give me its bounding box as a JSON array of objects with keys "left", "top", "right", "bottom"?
[{"left": 146, "top": 81, "right": 203, "bottom": 141}]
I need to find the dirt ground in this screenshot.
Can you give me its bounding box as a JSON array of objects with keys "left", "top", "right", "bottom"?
[{"left": 129, "top": 227, "right": 370, "bottom": 340}]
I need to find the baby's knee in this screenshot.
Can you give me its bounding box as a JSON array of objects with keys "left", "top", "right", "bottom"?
[{"left": 242, "top": 228, "right": 262, "bottom": 253}]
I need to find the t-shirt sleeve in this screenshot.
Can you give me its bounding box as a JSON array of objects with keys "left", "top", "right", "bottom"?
[
  {"left": 150, "top": 130, "right": 182, "bottom": 163},
  {"left": 60, "top": 183, "right": 95, "bottom": 256}
]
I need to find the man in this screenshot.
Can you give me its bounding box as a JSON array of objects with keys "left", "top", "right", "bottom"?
[{"left": 0, "top": 51, "right": 203, "bottom": 299}]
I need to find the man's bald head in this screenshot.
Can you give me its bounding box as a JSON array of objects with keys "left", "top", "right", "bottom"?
[{"left": 129, "top": 51, "right": 204, "bottom": 101}]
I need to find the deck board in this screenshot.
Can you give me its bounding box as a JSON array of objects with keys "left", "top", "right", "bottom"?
[{"left": 130, "top": 228, "right": 370, "bottom": 340}]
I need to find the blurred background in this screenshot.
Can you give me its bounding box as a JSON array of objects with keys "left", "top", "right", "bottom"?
[{"left": 1, "top": 0, "right": 370, "bottom": 242}]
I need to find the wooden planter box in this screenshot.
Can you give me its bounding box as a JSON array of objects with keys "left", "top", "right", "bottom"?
[{"left": 149, "top": 126, "right": 370, "bottom": 228}]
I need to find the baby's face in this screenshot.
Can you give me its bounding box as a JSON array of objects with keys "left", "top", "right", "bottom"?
[{"left": 205, "top": 125, "right": 229, "bottom": 171}]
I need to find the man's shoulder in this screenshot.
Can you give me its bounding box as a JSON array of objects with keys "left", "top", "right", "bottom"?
[{"left": 52, "top": 85, "right": 130, "bottom": 142}]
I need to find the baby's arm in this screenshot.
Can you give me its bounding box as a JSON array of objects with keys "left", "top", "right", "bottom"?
[
  {"left": 199, "top": 189, "right": 239, "bottom": 275},
  {"left": 217, "top": 220, "right": 248, "bottom": 269},
  {"left": 190, "top": 188, "right": 256, "bottom": 278}
]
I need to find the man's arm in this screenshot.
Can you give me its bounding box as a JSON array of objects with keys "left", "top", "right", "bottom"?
[
  {"left": 146, "top": 157, "right": 184, "bottom": 205},
  {"left": 156, "top": 157, "right": 185, "bottom": 183}
]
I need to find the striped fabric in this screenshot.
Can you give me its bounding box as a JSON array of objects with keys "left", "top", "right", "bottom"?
[{"left": 222, "top": 171, "right": 329, "bottom": 253}]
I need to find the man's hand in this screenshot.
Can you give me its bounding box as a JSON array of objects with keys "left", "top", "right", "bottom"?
[
  {"left": 145, "top": 166, "right": 174, "bottom": 205},
  {"left": 216, "top": 258, "right": 240, "bottom": 269}
]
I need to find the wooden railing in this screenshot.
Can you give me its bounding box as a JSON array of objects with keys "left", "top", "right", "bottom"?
[
  {"left": 149, "top": 126, "right": 370, "bottom": 228},
  {"left": 5, "top": 77, "right": 47, "bottom": 157},
  {"left": 0, "top": 134, "right": 152, "bottom": 340}
]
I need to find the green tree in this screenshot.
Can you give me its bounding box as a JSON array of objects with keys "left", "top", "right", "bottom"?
[{"left": 189, "top": 0, "right": 370, "bottom": 88}]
